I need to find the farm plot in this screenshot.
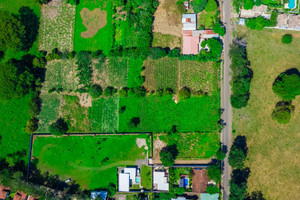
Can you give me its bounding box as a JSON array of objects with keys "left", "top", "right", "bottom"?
[
  {"left": 152, "top": 33, "right": 182, "bottom": 49},
  {"left": 92, "top": 57, "right": 128, "bottom": 89},
  {"left": 42, "top": 59, "right": 79, "bottom": 92},
  {"left": 39, "top": 0, "right": 76, "bottom": 52},
  {"left": 180, "top": 61, "right": 217, "bottom": 94},
  {"left": 89, "top": 96, "right": 119, "bottom": 133},
  {"left": 32, "top": 134, "right": 150, "bottom": 189},
  {"left": 37, "top": 92, "right": 60, "bottom": 133},
  {"left": 74, "top": 0, "right": 114, "bottom": 54},
  {"left": 143, "top": 57, "right": 179, "bottom": 92}
]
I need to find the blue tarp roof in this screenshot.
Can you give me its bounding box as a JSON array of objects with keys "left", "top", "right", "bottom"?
[
  {"left": 91, "top": 191, "right": 108, "bottom": 200},
  {"left": 200, "top": 193, "right": 219, "bottom": 200}
]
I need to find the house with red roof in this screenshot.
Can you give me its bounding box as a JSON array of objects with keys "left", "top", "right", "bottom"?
[
  {"left": 182, "top": 14, "right": 219, "bottom": 55},
  {"left": 13, "top": 191, "right": 27, "bottom": 200},
  {"left": 0, "top": 186, "right": 10, "bottom": 200}
]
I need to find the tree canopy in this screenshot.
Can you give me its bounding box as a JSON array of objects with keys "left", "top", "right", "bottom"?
[
  {"left": 281, "top": 34, "right": 293, "bottom": 44},
  {"left": 228, "top": 136, "right": 248, "bottom": 169},
  {"left": 207, "top": 163, "right": 221, "bottom": 183},
  {"left": 191, "top": 0, "right": 208, "bottom": 13},
  {"left": 160, "top": 145, "right": 179, "bottom": 167},
  {"left": 205, "top": 0, "right": 218, "bottom": 12},
  {"left": 271, "top": 101, "right": 294, "bottom": 124},
  {"left": 198, "top": 38, "right": 223, "bottom": 62},
  {"left": 246, "top": 16, "right": 270, "bottom": 30},
  {"left": 49, "top": 118, "right": 69, "bottom": 136}
]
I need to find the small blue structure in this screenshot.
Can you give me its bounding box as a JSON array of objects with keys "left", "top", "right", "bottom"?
[
  {"left": 239, "top": 18, "right": 246, "bottom": 25},
  {"left": 179, "top": 176, "right": 189, "bottom": 188},
  {"left": 200, "top": 193, "right": 219, "bottom": 200},
  {"left": 91, "top": 191, "right": 108, "bottom": 200}
]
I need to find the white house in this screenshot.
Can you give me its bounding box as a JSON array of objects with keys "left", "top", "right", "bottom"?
[{"left": 153, "top": 170, "right": 169, "bottom": 191}]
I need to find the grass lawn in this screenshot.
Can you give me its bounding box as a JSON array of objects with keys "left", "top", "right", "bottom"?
[
  {"left": 74, "top": 0, "right": 114, "bottom": 54},
  {"left": 32, "top": 134, "right": 150, "bottom": 190},
  {"left": 152, "top": 33, "right": 182, "bottom": 49},
  {"left": 38, "top": 0, "right": 76, "bottom": 51},
  {"left": 141, "top": 165, "right": 152, "bottom": 190},
  {"left": 118, "top": 94, "right": 220, "bottom": 133},
  {"left": 233, "top": 27, "right": 300, "bottom": 200},
  {"left": 159, "top": 132, "right": 220, "bottom": 159},
  {"left": 0, "top": 95, "right": 31, "bottom": 160},
  {"left": 42, "top": 59, "right": 79, "bottom": 92}
]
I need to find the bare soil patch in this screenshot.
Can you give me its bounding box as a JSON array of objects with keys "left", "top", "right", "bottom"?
[
  {"left": 78, "top": 93, "right": 92, "bottom": 107},
  {"left": 80, "top": 8, "right": 107, "bottom": 38},
  {"left": 153, "top": 0, "right": 182, "bottom": 37}
]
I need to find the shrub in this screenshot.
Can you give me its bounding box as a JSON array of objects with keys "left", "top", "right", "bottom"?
[
  {"left": 0, "top": 51, "right": 4, "bottom": 61},
  {"left": 191, "top": 0, "right": 208, "bottom": 13},
  {"left": 269, "top": 10, "right": 278, "bottom": 27},
  {"left": 28, "top": 92, "right": 41, "bottom": 117},
  {"left": 168, "top": 48, "right": 180, "bottom": 57},
  {"left": 160, "top": 145, "right": 179, "bottom": 167},
  {"left": 104, "top": 86, "right": 116, "bottom": 97},
  {"left": 174, "top": 187, "right": 185, "bottom": 195},
  {"left": 281, "top": 34, "right": 293, "bottom": 44},
  {"left": 198, "top": 38, "right": 223, "bottom": 62},
  {"left": 107, "top": 183, "right": 116, "bottom": 197},
  {"left": 213, "top": 22, "right": 226, "bottom": 36},
  {"left": 45, "top": 48, "right": 62, "bottom": 61},
  {"left": 129, "top": 117, "right": 140, "bottom": 128},
  {"left": 67, "top": 51, "right": 76, "bottom": 59},
  {"left": 119, "top": 87, "right": 129, "bottom": 98},
  {"left": 148, "top": 47, "right": 167, "bottom": 60},
  {"left": 228, "top": 136, "right": 247, "bottom": 169},
  {"left": 129, "top": 86, "right": 147, "bottom": 97},
  {"left": 207, "top": 163, "right": 221, "bottom": 183},
  {"left": 271, "top": 101, "right": 294, "bottom": 124},
  {"left": 76, "top": 51, "right": 92, "bottom": 91},
  {"left": 89, "top": 84, "right": 102, "bottom": 99},
  {"left": 179, "top": 87, "right": 191, "bottom": 100},
  {"left": 205, "top": 0, "right": 218, "bottom": 12},
  {"left": 216, "top": 149, "right": 226, "bottom": 160},
  {"left": 32, "top": 57, "right": 46, "bottom": 69},
  {"left": 206, "top": 185, "right": 220, "bottom": 194},
  {"left": 49, "top": 118, "right": 69, "bottom": 136},
  {"left": 243, "top": 0, "right": 254, "bottom": 10},
  {"left": 24, "top": 117, "right": 38, "bottom": 134},
  {"left": 272, "top": 70, "right": 300, "bottom": 100},
  {"left": 246, "top": 16, "right": 270, "bottom": 30},
  {"left": 254, "top": 0, "right": 263, "bottom": 6},
  {"left": 176, "top": 1, "right": 186, "bottom": 14}
]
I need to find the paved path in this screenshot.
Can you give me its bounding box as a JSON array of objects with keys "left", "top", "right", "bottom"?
[{"left": 221, "top": 0, "right": 233, "bottom": 199}]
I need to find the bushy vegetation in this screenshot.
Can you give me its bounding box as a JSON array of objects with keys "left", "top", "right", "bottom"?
[
  {"left": 269, "top": 10, "right": 278, "bottom": 27},
  {"left": 49, "top": 118, "right": 69, "bottom": 136},
  {"left": 272, "top": 69, "right": 300, "bottom": 100},
  {"left": 207, "top": 185, "right": 220, "bottom": 194},
  {"left": 281, "top": 34, "right": 293, "bottom": 44},
  {"left": 198, "top": 38, "right": 223, "bottom": 62},
  {"left": 229, "top": 40, "right": 253, "bottom": 108},
  {"left": 229, "top": 136, "right": 248, "bottom": 169},
  {"left": 148, "top": 47, "right": 167, "bottom": 60},
  {"left": 191, "top": 0, "right": 208, "bottom": 13},
  {"left": 243, "top": 0, "right": 254, "bottom": 10},
  {"left": 246, "top": 16, "right": 270, "bottom": 30},
  {"left": 160, "top": 145, "right": 179, "bottom": 167},
  {"left": 213, "top": 22, "right": 226, "bottom": 36},
  {"left": 89, "top": 84, "right": 103, "bottom": 99},
  {"left": 76, "top": 51, "right": 92, "bottom": 92},
  {"left": 179, "top": 87, "right": 191, "bottom": 100},
  {"left": 272, "top": 101, "right": 294, "bottom": 124},
  {"left": 205, "top": 0, "right": 218, "bottom": 12},
  {"left": 207, "top": 162, "right": 221, "bottom": 184}
]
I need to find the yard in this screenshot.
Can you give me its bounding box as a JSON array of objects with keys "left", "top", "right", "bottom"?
[
  {"left": 73, "top": 0, "right": 114, "bottom": 54},
  {"left": 32, "top": 134, "right": 150, "bottom": 190},
  {"left": 233, "top": 27, "right": 300, "bottom": 200}
]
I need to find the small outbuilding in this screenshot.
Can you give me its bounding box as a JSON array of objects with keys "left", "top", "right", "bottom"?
[
  {"left": 13, "top": 191, "right": 27, "bottom": 200},
  {"left": 153, "top": 170, "right": 169, "bottom": 191},
  {"left": 118, "top": 173, "right": 130, "bottom": 192},
  {"left": 200, "top": 193, "right": 219, "bottom": 200}
]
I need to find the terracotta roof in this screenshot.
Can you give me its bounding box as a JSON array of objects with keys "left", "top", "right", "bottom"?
[
  {"left": 182, "top": 30, "right": 193, "bottom": 36},
  {"left": 0, "top": 185, "right": 10, "bottom": 200},
  {"left": 203, "top": 30, "right": 217, "bottom": 35},
  {"left": 182, "top": 35, "right": 200, "bottom": 55},
  {"left": 13, "top": 191, "right": 27, "bottom": 200},
  {"left": 192, "top": 168, "right": 209, "bottom": 193},
  {"left": 28, "top": 196, "right": 39, "bottom": 200}
]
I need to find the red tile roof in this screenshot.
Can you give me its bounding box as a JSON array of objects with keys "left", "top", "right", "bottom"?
[
  {"left": 182, "top": 35, "right": 200, "bottom": 55},
  {"left": 203, "top": 30, "right": 217, "bottom": 35},
  {"left": 0, "top": 185, "right": 10, "bottom": 200},
  {"left": 182, "top": 30, "right": 193, "bottom": 36},
  {"left": 28, "top": 196, "right": 39, "bottom": 200},
  {"left": 192, "top": 168, "right": 209, "bottom": 193},
  {"left": 13, "top": 191, "right": 27, "bottom": 200}
]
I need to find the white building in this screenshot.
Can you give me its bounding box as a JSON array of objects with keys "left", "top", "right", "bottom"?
[
  {"left": 124, "top": 167, "right": 137, "bottom": 184},
  {"left": 182, "top": 14, "right": 197, "bottom": 30},
  {"left": 118, "top": 173, "right": 130, "bottom": 192},
  {"left": 153, "top": 171, "right": 169, "bottom": 191}
]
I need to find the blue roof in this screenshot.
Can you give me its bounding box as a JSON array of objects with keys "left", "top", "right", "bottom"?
[
  {"left": 91, "top": 191, "right": 108, "bottom": 200},
  {"left": 200, "top": 193, "right": 219, "bottom": 200}
]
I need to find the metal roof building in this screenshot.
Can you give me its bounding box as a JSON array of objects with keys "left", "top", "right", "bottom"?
[
  {"left": 118, "top": 173, "right": 130, "bottom": 192},
  {"left": 153, "top": 171, "right": 169, "bottom": 191},
  {"left": 182, "top": 14, "right": 197, "bottom": 30}
]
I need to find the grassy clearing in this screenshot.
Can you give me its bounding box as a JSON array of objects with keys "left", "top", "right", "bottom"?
[
  {"left": 61, "top": 95, "right": 90, "bottom": 133},
  {"left": 180, "top": 61, "right": 217, "bottom": 94},
  {"left": 127, "top": 58, "right": 144, "bottom": 88},
  {"left": 233, "top": 27, "right": 300, "bottom": 200},
  {"left": 37, "top": 93, "right": 60, "bottom": 133},
  {"left": 32, "top": 134, "right": 150, "bottom": 189},
  {"left": 74, "top": 0, "right": 113, "bottom": 54},
  {"left": 42, "top": 59, "right": 79, "bottom": 92},
  {"left": 197, "top": 11, "right": 215, "bottom": 29},
  {"left": 118, "top": 94, "right": 220, "bottom": 133},
  {"left": 141, "top": 165, "right": 152, "bottom": 190},
  {"left": 159, "top": 132, "right": 220, "bottom": 159},
  {"left": 152, "top": 33, "right": 182, "bottom": 49},
  {"left": 0, "top": 95, "right": 31, "bottom": 160},
  {"left": 89, "top": 96, "right": 119, "bottom": 133}
]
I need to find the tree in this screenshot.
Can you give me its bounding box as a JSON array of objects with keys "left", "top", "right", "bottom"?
[
  {"left": 254, "top": 0, "right": 263, "bottom": 6},
  {"left": 281, "top": 34, "right": 293, "bottom": 44},
  {"left": 148, "top": 47, "right": 167, "bottom": 60},
  {"left": 191, "top": 0, "right": 208, "bottom": 13},
  {"left": 38, "top": 0, "right": 51, "bottom": 4},
  {"left": 271, "top": 101, "right": 294, "bottom": 124},
  {"left": 206, "top": 185, "right": 220, "bottom": 194},
  {"left": 174, "top": 187, "right": 185, "bottom": 195},
  {"left": 49, "top": 118, "right": 68, "bottom": 136},
  {"left": 24, "top": 117, "right": 38, "bottom": 134},
  {"left": 160, "top": 145, "right": 179, "bottom": 167},
  {"left": 246, "top": 16, "right": 270, "bottom": 30},
  {"left": 119, "top": 87, "right": 129, "bottom": 98},
  {"left": 89, "top": 84, "right": 102, "bottom": 99},
  {"left": 168, "top": 48, "right": 180, "bottom": 57},
  {"left": 207, "top": 163, "right": 221, "bottom": 183},
  {"left": 272, "top": 71, "right": 300, "bottom": 100},
  {"left": 107, "top": 183, "right": 116, "bottom": 197},
  {"left": 229, "top": 182, "right": 247, "bottom": 200},
  {"left": 0, "top": 11, "right": 25, "bottom": 51},
  {"left": 0, "top": 62, "right": 34, "bottom": 100},
  {"left": 216, "top": 149, "right": 226, "bottom": 160},
  {"left": 213, "top": 22, "right": 226, "bottom": 36},
  {"left": 243, "top": 0, "right": 254, "bottom": 10},
  {"left": 269, "top": 10, "right": 278, "bottom": 27},
  {"left": 104, "top": 86, "right": 116, "bottom": 97},
  {"left": 198, "top": 38, "right": 223, "bottom": 62},
  {"left": 228, "top": 136, "right": 248, "bottom": 169},
  {"left": 129, "top": 117, "right": 140, "bottom": 128},
  {"left": 179, "top": 87, "right": 191, "bottom": 100},
  {"left": 205, "top": 0, "right": 218, "bottom": 12}
]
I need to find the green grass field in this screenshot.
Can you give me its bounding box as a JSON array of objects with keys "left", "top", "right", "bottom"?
[
  {"left": 32, "top": 134, "right": 150, "bottom": 189},
  {"left": 0, "top": 95, "right": 31, "bottom": 160},
  {"left": 141, "top": 165, "right": 152, "bottom": 190},
  {"left": 159, "top": 132, "right": 220, "bottom": 159},
  {"left": 74, "top": 0, "right": 114, "bottom": 54},
  {"left": 39, "top": 1, "right": 76, "bottom": 51},
  {"left": 233, "top": 27, "right": 300, "bottom": 200},
  {"left": 0, "top": 0, "right": 41, "bottom": 17},
  {"left": 42, "top": 59, "right": 79, "bottom": 92},
  {"left": 197, "top": 11, "right": 215, "bottom": 29}
]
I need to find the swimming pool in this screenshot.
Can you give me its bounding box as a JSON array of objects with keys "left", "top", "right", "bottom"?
[{"left": 288, "top": 0, "right": 296, "bottom": 9}]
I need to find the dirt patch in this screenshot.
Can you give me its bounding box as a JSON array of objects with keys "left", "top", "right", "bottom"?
[
  {"left": 143, "top": 60, "right": 156, "bottom": 92},
  {"left": 78, "top": 93, "right": 92, "bottom": 107},
  {"left": 153, "top": 0, "right": 182, "bottom": 37},
  {"left": 153, "top": 138, "right": 167, "bottom": 163},
  {"left": 80, "top": 8, "right": 107, "bottom": 38},
  {"left": 136, "top": 138, "right": 148, "bottom": 150}
]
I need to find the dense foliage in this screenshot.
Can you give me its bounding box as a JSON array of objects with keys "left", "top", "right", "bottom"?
[
  {"left": 191, "top": 0, "right": 208, "bottom": 13},
  {"left": 272, "top": 101, "right": 294, "bottom": 124},
  {"left": 178, "top": 87, "right": 191, "bottom": 100},
  {"left": 269, "top": 10, "right": 278, "bottom": 27},
  {"left": 246, "top": 16, "right": 270, "bottom": 30},
  {"left": 281, "top": 34, "right": 293, "bottom": 44},
  {"left": 49, "top": 118, "right": 69, "bottom": 136},
  {"left": 229, "top": 168, "right": 250, "bottom": 200},
  {"left": 229, "top": 40, "right": 253, "bottom": 108},
  {"left": 160, "top": 145, "right": 179, "bottom": 167},
  {"left": 207, "top": 185, "right": 220, "bottom": 194},
  {"left": 228, "top": 136, "right": 248, "bottom": 169},
  {"left": 244, "top": 0, "right": 254, "bottom": 10},
  {"left": 198, "top": 38, "right": 223, "bottom": 62},
  {"left": 76, "top": 51, "right": 92, "bottom": 92},
  {"left": 207, "top": 162, "right": 221, "bottom": 183},
  {"left": 148, "top": 47, "right": 167, "bottom": 60},
  {"left": 89, "top": 84, "right": 103, "bottom": 99},
  {"left": 213, "top": 22, "right": 226, "bottom": 36},
  {"left": 272, "top": 70, "right": 300, "bottom": 100},
  {"left": 205, "top": 0, "right": 218, "bottom": 12}
]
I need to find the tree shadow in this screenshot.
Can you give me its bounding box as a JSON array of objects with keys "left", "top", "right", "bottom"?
[
  {"left": 232, "top": 135, "right": 248, "bottom": 156},
  {"left": 245, "top": 191, "right": 266, "bottom": 200}
]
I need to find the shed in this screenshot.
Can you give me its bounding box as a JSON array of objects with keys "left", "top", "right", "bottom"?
[
  {"left": 118, "top": 173, "right": 130, "bottom": 192},
  {"left": 13, "top": 191, "right": 27, "bottom": 200},
  {"left": 0, "top": 186, "right": 10, "bottom": 200},
  {"left": 238, "top": 18, "right": 246, "bottom": 25},
  {"left": 179, "top": 175, "right": 189, "bottom": 188},
  {"left": 153, "top": 171, "right": 169, "bottom": 191},
  {"left": 182, "top": 14, "right": 197, "bottom": 30},
  {"left": 200, "top": 193, "right": 219, "bottom": 200}
]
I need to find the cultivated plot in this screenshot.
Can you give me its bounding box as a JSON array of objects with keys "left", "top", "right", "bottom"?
[
  {"left": 39, "top": 0, "right": 76, "bottom": 51},
  {"left": 32, "top": 134, "right": 150, "bottom": 189}
]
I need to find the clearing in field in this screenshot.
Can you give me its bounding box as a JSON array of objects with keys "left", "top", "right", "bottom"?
[
  {"left": 32, "top": 134, "right": 150, "bottom": 189},
  {"left": 74, "top": 0, "right": 113, "bottom": 53},
  {"left": 92, "top": 57, "right": 128, "bottom": 89},
  {"left": 39, "top": 0, "right": 76, "bottom": 51},
  {"left": 153, "top": 0, "right": 182, "bottom": 37},
  {"left": 42, "top": 59, "right": 79, "bottom": 92},
  {"left": 80, "top": 8, "right": 107, "bottom": 38},
  {"left": 152, "top": 33, "right": 182, "bottom": 49},
  {"left": 233, "top": 27, "right": 300, "bottom": 200}
]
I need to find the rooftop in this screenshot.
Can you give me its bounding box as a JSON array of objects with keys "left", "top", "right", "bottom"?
[
  {"left": 200, "top": 193, "right": 219, "bottom": 200},
  {"left": 192, "top": 168, "right": 209, "bottom": 193},
  {"left": 118, "top": 173, "right": 130, "bottom": 192},
  {"left": 153, "top": 170, "right": 169, "bottom": 191},
  {"left": 13, "top": 191, "right": 27, "bottom": 200},
  {"left": 0, "top": 185, "right": 10, "bottom": 200}
]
